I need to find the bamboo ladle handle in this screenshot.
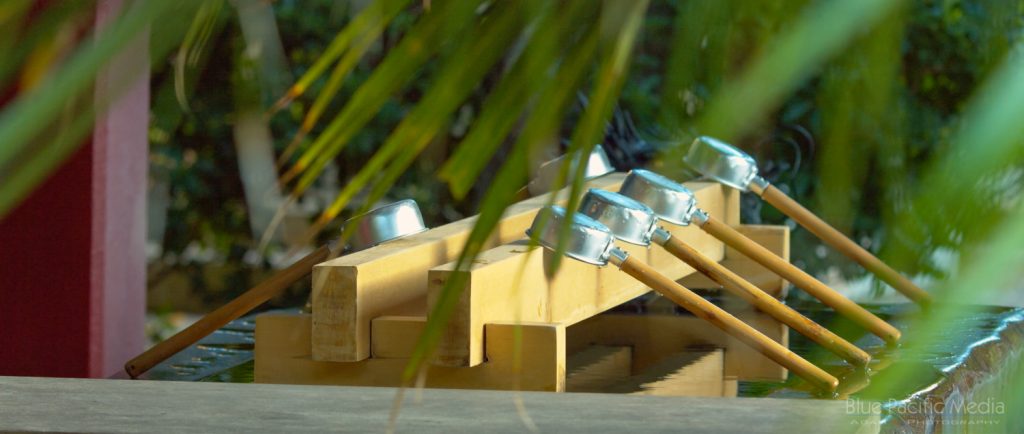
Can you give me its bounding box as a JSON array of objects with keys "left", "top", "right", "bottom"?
[
  {"left": 696, "top": 213, "right": 901, "bottom": 345},
  {"left": 124, "top": 244, "right": 333, "bottom": 378},
  {"left": 760, "top": 184, "right": 932, "bottom": 305},
  {"left": 614, "top": 253, "right": 839, "bottom": 392},
  {"left": 656, "top": 232, "right": 871, "bottom": 366}
]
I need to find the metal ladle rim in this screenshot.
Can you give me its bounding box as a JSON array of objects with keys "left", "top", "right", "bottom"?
[
  {"left": 526, "top": 205, "right": 617, "bottom": 266},
  {"left": 342, "top": 199, "right": 428, "bottom": 252},
  {"left": 578, "top": 189, "right": 658, "bottom": 246},
  {"left": 683, "top": 136, "right": 764, "bottom": 192},
  {"left": 618, "top": 169, "right": 697, "bottom": 226}
]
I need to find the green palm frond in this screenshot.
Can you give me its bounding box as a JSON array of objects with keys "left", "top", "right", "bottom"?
[
  {"left": 319, "top": 0, "right": 526, "bottom": 236},
  {"left": 174, "top": 0, "right": 226, "bottom": 113},
  {"left": 279, "top": 0, "right": 482, "bottom": 193},
  {"left": 2, "top": 0, "right": 1023, "bottom": 416},
  {"left": 404, "top": 22, "right": 608, "bottom": 380},
  {"left": 0, "top": 1, "right": 204, "bottom": 218},
  {"left": 438, "top": 0, "right": 597, "bottom": 199},
  {"left": 275, "top": 0, "right": 411, "bottom": 166},
  {"left": 657, "top": 0, "right": 905, "bottom": 175}
]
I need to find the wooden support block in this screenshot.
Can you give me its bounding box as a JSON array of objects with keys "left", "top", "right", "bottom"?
[
  {"left": 724, "top": 377, "right": 739, "bottom": 397},
  {"left": 430, "top": 182, "right": 740, "bottom": 367},
  {"left": 679, "top": 225, "right": 790, "bottom": 298},
  {"left": 565, "top": 345, "right": 632, "bottom": 393},
  {"left": 256, "top": 314, "right": 566, "bottom": 392},
  {"left": 608, "top": 349, "right": 725, "bottom": 397},
  {"left": 312, "top": 174, "right": 627, "bottom": 362},
  {"left": 722, "top": 186, "right": 741, "bottom": 226},
  {"left": 566, "top": 312, "right": 788, "bottom": 381}
]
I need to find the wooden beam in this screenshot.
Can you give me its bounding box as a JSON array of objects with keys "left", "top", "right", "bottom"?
[
  {"left": 257, "top": 314, "right": 566, "bottom": 392},
  {"left": 429, "top": 182, "right": 740, "bottom": 367},
  {"left": 311, "top": 174, "right": 627, "bottom": 362},
  {"left": 567, "top": 312, "right": 788, "bottom": 381},
  {"left": 258, "top": 309, "right": 783, "bottom": 390},
  {"left": 679, "top": 225, "right": 791, "bottom": 298}
]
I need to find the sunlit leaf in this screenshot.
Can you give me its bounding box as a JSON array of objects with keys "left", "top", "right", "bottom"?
[
  {"left": 438, "top": 1, "right": 596, "bottom": 199},
  {"left": 657, "top": 0, "right": 902, "bottom": 174},
  {"left": 174, "top": 0, "right": 225, "bottom": 112},
  {"left": 0, "top": 1, "right": 196, "bottom": 218},
  {"left": 276, "top": 0, "right": 411, "bottom": 166},
  {"left": 312, "top": 0, "right": 526, "bottom": 236},
  {"left": 550, "top": 0, "right": 649, "bottom": 272},
  {"left": 0, "top": 2, "right": 91, "bottom": 92},
  {"left": 267, "top": 0, "right": 410, "bottom": 111},
  {"left": 402, "top": 13, "right": 604, "bottom": 382},
  {"left": 854, "top": 41, "right": 1024, "bottom": 401},
  {"left": 281, "top": 0, "right": 482, "bottom": 194},
  {"left": 656, "top": 0, "right": 729, "bottom": 130}
]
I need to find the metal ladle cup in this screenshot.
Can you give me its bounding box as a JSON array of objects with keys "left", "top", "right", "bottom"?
[
  {"left": 683, "top": 136, "right": 765, "bottom": 193},
  {"left": 619, "top": 169, "right": 901, "bottom": 345},
  {"left": 529, "top": 205, "right": 838, "bottom": 392},
  {"left": 684, "top": 136, "right": 932, "bottom": 305},
  {"left": 525, "top": 145, "right": 617, "bottom": 197},
  {"left": 306, "top": 199, "right": 428, "bottom": 310},
  {"left": 343, "top": 199, "right": 428, "bottom": 252},
  {"left": 125, "top": 200, "right": 427, "bottom": 379},
  {"left": 579, "top": 189, "right": 870, "bottom": 367}
]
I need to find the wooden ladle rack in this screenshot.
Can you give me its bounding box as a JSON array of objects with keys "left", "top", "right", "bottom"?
[{"left": 255, "top": 173, "right": 791, "bottom": 396}]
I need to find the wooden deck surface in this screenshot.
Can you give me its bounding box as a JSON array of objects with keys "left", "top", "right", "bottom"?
[{"left": 0, "top": 375, "right": 878, "bottom": 433}]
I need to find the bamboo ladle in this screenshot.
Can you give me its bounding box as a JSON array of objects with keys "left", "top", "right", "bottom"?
[
  {"left": 124, "top": 199, "right": 427, "bottom": 379},
  {"left": 619, "top": 169, "right": 901, "bottom": 345},
  {"left": 683, "top": 136, "right": 932, "bottom": 305},
  {"left": 528, "top": 206, "right": 839, "bottom": 392},
  {"left": 579, "top": 189, "right": 871, "bottom": 366}
]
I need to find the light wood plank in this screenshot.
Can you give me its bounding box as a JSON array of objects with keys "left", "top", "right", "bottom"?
[
  {"left": 257, "top": 314, "right": 565, "bottom": 392},
  {"left": 429, "top": 182, "right": 740, "bottom": 367},
  {"left": 312, "top": 174, "right": 627, "bottom": 362},
  {"left": 724, "top": 377, "right": 739, "bottom": 397}
]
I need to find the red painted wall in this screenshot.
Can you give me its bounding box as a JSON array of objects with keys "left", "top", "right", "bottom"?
[
  {"left": 0, "top": 0, "right": 148, "bottom": 378},
  {"left": 0, "top": 145, "right": 95, "bottom": 377}
]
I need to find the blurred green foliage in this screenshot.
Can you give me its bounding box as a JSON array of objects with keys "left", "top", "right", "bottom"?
[
  {"left": 2, "top": 0, "right": 1023, "bottom": 422},
  {"left": 150, "top": 0, "right": 1021, "bottom": 288},
  {"left": 619, "top": 0, "right": 1024, "bottom": 285},
  {"left": 151, "top": 0, "right": 451, "bottom": 260}
]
